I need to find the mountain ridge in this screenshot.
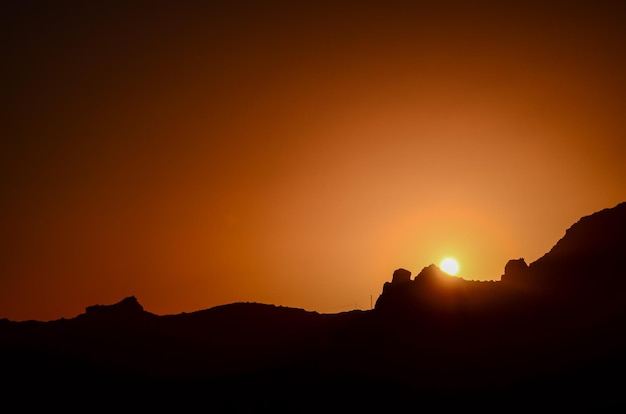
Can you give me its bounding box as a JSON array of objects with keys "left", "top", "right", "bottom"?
[{"left": 2, "top": 201, "right": 626, "bottom": 409}]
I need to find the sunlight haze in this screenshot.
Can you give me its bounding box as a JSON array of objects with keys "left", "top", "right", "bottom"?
[{"left": 1, "top": 1, "right": 625, "bottom": 321}]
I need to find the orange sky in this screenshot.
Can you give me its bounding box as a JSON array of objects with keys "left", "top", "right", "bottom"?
[{"left": 2, "top": 1, "right": 626, "bottom": 321}]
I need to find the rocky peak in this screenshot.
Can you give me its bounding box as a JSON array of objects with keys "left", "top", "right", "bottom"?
[
  {"left": 84, "top": 296, "right": 147, "bottom": 320},
  {"left": 391, "top": 268, "right": 411, "bottom": 284},
  {"left": 413, "top": 264, "right": 446, "bottom": 283},
  {"left": 500, "top": 258, "right": 528, "bottom": 283}
]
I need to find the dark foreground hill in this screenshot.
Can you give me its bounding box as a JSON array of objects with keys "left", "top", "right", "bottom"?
[{"left": 2, "top": 202, "right": 626, "bottom": 410}]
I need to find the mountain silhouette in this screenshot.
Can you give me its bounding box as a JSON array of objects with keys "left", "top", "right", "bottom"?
[
  {"left": 510, "top": 201, "right": 626, "bottom": 294},
  {"left": 2, "top": 201, "right": 626, "bottom": 410}
]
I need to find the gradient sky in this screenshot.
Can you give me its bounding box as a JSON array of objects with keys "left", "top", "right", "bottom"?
[{"left": 2, "top": 1, "right": 625, "bottom": 321}]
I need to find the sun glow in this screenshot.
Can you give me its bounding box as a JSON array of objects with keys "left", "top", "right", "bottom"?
[{"left": 440, "top": 257, "right": 460, "bottom": 275}]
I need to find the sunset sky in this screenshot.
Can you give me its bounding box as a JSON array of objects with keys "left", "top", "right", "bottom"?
[{"left": 2, "top": 1, "right": 625, "bottom": 321}]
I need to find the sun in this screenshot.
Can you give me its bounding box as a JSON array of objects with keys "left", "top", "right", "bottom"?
[{"left": 440, "top": 257, "right": 460, "bottom": 275}]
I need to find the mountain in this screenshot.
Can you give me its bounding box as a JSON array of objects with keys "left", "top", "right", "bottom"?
[
  {"left": 2, "top": 201, "right": 626, "bottom": 410},
  {"left": 513, "top": 201, "right": 626, "bottom": 294}
]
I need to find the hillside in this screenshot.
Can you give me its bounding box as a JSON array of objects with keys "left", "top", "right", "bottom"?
[{"left": 2, "top": 201, "right": 626, "bottom": 409}]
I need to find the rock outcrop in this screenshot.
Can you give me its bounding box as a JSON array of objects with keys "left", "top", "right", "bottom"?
[
  {"left": 391, "top": 268, "right": 411, "bottom": 283},
  {"left": 82, "top": 296, "right": 153, "bottom": 322},
  {"left": 374, "top": 264, "right": 477, "bottom": 312},
  {"left": 500, "top": 257, "right": 528, "bottom": 284}
]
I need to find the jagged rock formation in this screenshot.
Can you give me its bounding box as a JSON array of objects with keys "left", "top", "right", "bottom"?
[
  {"left": 500, "top": 257, "right": 528, "bottom": 283},
  {"left": 375, "top": 263, "right": 502, "bottom": 314},
  {"left": 391, "top": 268, "right": 411, "bottom": 283},
  {"left": 376, "top": 201, "right": 626, "bottom": 311},
  {"left": 82, "top": 296, "right": 151, "bottom": 319}
]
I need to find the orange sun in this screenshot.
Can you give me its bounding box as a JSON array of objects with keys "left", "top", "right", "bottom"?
[{"left": 440, "top": 257, "right": 460, "bottom": 275}]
